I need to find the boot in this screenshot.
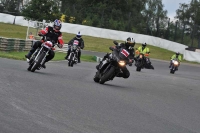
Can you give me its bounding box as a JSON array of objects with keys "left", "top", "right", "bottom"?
[
  {"left": 96, "top": 61, "right": 102, "bottom": 70},
  {"left": 65, "top": 55, "right": 68, "bottom": 60},
  {"left": 25, "top": 52, "right": 32, "bottom": 59},
  {"left": 41, "top": 61, "right": 46, "bottom": 69},
  {"left": 78, "top": 56, "right": 81, "bottom": 63}
]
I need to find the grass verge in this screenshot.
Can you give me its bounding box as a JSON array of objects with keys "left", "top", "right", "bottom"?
[{"left": 0, "top": 51, "right": 96, "bottom": 62}]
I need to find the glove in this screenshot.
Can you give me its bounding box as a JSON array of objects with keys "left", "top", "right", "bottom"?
[
  {"left": 129, "top": 59, "right": 134, "bottom": 63},
  {"left": 57, "top": 44, "right": 63, "bottom": 48},
  {"left": 38, "top": 32, "right": 43, "bottom": 36}
]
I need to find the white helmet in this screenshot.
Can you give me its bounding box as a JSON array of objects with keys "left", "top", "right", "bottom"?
[{"left": 76, "top": 31, "right": 82, "bottom": 39}]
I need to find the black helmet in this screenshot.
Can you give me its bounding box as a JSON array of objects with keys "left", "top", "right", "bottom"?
[
  {"left": 176, "top": 52, "right": 180, "bottom": 57},
  {"left": 142, "top": 42, "right": 147, "bottom": 47},
  {"left": 125, "top": 37, "right": 135, "bottom": 47}
]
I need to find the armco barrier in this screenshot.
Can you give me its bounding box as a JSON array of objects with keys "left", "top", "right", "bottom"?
[
  {"left": 0, "top": 37, "right": 31, "bottom": 51},
  {"left": 0, "top": 37, "right": 68, "bottom": 53}
]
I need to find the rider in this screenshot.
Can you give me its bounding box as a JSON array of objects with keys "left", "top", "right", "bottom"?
[
  {"left": 25, "top": 19, "right": 64, "bottom": 68},
  {"left": 136, "top": 42, "right": 150, "bottom": 55},
  {"left": 65, "top": 31, "right": 84, "bottom": 63},
  {"left": 134, "top": 42, "right": 150, "bottom": 61},
  {"left": 96, "top": 37, "right": 135, "bottom": 79},
  {"left": 169, "top": 52, "right": 182, "bottom": 69}
]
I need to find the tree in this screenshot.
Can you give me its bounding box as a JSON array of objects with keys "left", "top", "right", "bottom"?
[
  {"left": 21, "top": 0, "right": 61, "bottom": 22},
  {"left": 0, "top": 0, "right": 20, "bottom": 14}
]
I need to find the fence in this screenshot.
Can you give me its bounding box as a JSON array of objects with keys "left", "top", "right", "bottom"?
[{"left": 0, "top": 37, "right": 68, "bottom": 53}]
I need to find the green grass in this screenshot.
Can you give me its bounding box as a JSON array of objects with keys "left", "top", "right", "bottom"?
[
  {"left": 0, "top": 51, "right": 96, "bottom": 62},
  {"left": 0, "top": 22, "right": 199, "bottom": 64}
]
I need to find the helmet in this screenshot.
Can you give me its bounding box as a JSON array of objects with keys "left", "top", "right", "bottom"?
[
  {"left": 142, "top": 42, "right": 147, "bottom": 47},
  {"left": 125, "top": 37, "right": 135, "bottom": 47},
  {"left": 176, "top": 52, "right": 180, "bottom": 55},
  {"left": 76, "top": 31, "right": 82, "bottom": 39},
  {"left": 53, "top": 19, "right": 62, "bottom": 31}
]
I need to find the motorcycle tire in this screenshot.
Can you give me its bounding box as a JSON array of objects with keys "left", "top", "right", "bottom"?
[
  {"left": 150, "top": 65, "right": 154, "bottom": 70},
  {"left": 136, "top": 67, "right": 141, "bottom": 72},
  {"left": 93, "top": 71, "right": 100, "bottom": 83},
  {"left": 170, "top": 69, "right": 175, "bottom": 74},
  {"left": 99, "top": 66, "right": 115, "bottom": 84},
  {"left": 27, "top": 64, "right": 33, "bottom": 71},
  {"left": 31, "top": 52, "right": 45, "bottom": 72},
  {"left": 68, "top": 53, "right": 74, "bottom": 67}
]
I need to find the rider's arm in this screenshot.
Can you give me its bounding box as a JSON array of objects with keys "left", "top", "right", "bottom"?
[
  {"left": 146, "top": 48, "right": 150, "bottom": 54},
  {"left": 38, "top": 26, "right": 49, "bottom": 36},
  {"left": 68, "top": 38, "right": 74, "bottom": 46},
  {"left": 80, "top": 39, "right": 84, "bottom": 49},
  {"left": 179, "top": 55, "right": 182, "bottom": 62},
  {"left": 171, "top": 54, "right": 175, "bottom": 60},
  {"left": 57, "top": 33, "right": 64, "bottom": 48},
  {"left": 57, "top": 33, "right": 64, "bottom": 45}
]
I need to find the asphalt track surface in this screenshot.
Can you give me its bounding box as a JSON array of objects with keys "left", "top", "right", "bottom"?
[{"left": 0, "top": 51, "right": 200, "bottom": 133}]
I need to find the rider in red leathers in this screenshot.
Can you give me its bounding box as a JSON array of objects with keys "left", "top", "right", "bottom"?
[{"left": 25, "top": 19, "right": 64, "bottom": 68}]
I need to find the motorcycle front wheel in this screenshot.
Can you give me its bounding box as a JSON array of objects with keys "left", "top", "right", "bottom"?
[
  {"left": 93, "top": 71, "right": 100, "bottom": 83},
  {"left": 31, "top": 52, "right": 45, "bottom": 72},
  {"left": 68, "top": 53, "right": 74, "bottom": 67},
  {"left": 99, "top": 66, "right": 115, "bottom": 84},
  {"left": 170, "top": 66, "right": 176, "bottom": 74}
]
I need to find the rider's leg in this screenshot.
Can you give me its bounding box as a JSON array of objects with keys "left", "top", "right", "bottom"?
[
  {"left": 96, "top": 53, "right": 110, "bottom": 70},
  {"left": 25, "top": 41, "right": 42, "bottom": 59},
  {"left": 65, "top": 45, "right": 71, "bottom": 60},
  {"left": 78, "top": 50, "right": 81, "bottom": 63},
  {"left": 42, "top": 50, "right": 55, "bottom": 68}
]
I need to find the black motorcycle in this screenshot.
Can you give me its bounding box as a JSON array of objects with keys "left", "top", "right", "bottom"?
[
  {"left": 135, "top": 52, "right": 154, "bottom": 72},
  {"left": 169, "top": 58, "right": 179, "bottom": 74},
  {"left": 27, "top": 39, "right": 56, "bottom": 72},
  {"left": 67, "top": 43, "right": 80, "bottom": 67},
  {"left": 93, "top": 46, "right": 131, "bottom": 84}
]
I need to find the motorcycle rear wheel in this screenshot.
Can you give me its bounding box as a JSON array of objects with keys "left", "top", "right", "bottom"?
[{"left": 136, "top": 67, "right": 141, "bottom": 72}]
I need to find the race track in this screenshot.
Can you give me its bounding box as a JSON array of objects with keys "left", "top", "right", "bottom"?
[{"left": 0, "top": 56, "right": 200, "bottom": 133}]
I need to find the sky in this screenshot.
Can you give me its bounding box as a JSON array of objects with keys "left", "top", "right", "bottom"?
[{"left": 162, "top": 0, "right": 191, "bottom": 21}]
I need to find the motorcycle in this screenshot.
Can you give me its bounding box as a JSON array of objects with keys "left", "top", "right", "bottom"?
[
  {"left": 27, "top": 38, "right": 56, "bottom": 72},
  {"left": 135, "top": 50, "right": 154, "bottom": 72},
  {"left": 170, "top": 58, "right": 179, "bottom": 74},
  {"left": 93, "top": 45, "right": 132, "bottom": 84},
  {"left": 67, "top": 43, "right": 80, "bottom": 67}
]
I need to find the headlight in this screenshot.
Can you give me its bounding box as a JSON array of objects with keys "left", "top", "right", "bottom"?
[
  {"left": 139, "top": 54, "right": 143, "bottom": 58},
  {"left": 174, "top": 61, "right": 179, "bottom": 65},
  {"left": 118, "top": 61, "right": 125, "bottom": 66}
]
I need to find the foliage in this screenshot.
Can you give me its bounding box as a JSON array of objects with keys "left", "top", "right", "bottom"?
[
  {"left": 21, "top": 0, "right": 61, "bottom": 22},
  {"left": 0, "top": 0, "right": 20, "bottom": 14},
  {"left": 2, "top": 0, "right": 200, "bottom": 48}
]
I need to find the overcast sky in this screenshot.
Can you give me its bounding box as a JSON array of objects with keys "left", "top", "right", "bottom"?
[{"left": 162, "top": 0, "right": 191, "bottom": 21}]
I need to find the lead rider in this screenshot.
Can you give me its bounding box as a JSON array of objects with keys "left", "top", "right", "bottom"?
[{"left": 25, "top": 19, "right": 64, "bottom": 68}]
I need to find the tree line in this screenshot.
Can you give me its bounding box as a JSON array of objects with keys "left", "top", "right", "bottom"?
[{"left": 0, "top": 0, "right": 200, "bottom": 48}]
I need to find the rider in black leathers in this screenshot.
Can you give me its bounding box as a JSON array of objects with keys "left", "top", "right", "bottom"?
[
  {"left": 96, "top": 37, "right": 135, "bottom": 78},
  {"left": 65, "top": 31, "right": 84, "bottom": 63}
]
